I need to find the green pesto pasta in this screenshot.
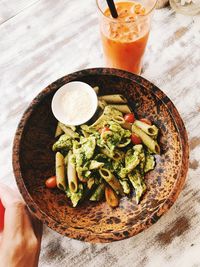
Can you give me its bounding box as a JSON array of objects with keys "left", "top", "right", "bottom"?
[
  {"left": 56, "top": 152, "right": 66, "bottom": 191},
  {"left": 58, "top": 122, "right": 79, "bottom": 138},
  {"left": 98, "top": 94, "right": 127, "bottom": 104},
  {"left": 106, "top": 104, "right": 132, "bottom": 114},
  {"left": 67, "top": 151, "right": 78, "bottom": 193},
  {"left": 132, "top": 124, "right": 160, "bottom": 154},
  {"left": 134, "top": 120, "right": 158, "bottom": 136},
  {"left": 99, "top": 168, "right": 123, "bottom": 195},
  {"left": 50, "top": 92, "right": 160, "bottom": 207}
]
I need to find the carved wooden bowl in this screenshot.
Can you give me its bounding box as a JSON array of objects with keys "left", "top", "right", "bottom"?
[{"left": 13, "top": 68, "right": 189, "bottom": 243}]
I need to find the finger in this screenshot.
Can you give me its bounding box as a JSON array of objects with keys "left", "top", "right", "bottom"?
[
  {"left": 0, "top": 183, "right": 43, "bottom": 240},
  {"left": 2, "top": 203, "right": 34, "bottom": 241},
  {"left": 0, "top": 184, "right": 33, "bottom": 240},
  {"left": 29, "top": 210, "right": 43, "bottom": 242},
  {"left": 0, "top": 183, "right": 24, "bottom": 208}
]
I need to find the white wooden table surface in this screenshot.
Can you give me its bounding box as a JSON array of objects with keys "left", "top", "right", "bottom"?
[{"left": 0, "top": 1, "right": 200, "bottom": 266}]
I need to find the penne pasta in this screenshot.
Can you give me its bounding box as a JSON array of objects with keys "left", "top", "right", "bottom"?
[
  {"left": 112, "top": 115, "right": 125, "bottom": 124},
  {"left": 104, "top": 105, "right": 123, "bottom": 116},
  {"left": 55, "top": 123, "right": 63, "bottom": 138},
  {"left": 134, "top": 120, "right": 158, "bottom": 136},
  {"left": 132, "top": 125, "right": 160, "bottom": 154},
  {"left": 107, "top": 104, "right": 132, "bottom": 114},
  {"left": 81, "top": 129, "right": 89, "bottom": 138},
  {"left": 90, "top": 183, "right": 105, "bottom": 201},
  {"left": 100, "top": 148, "right": 124, "bottom": 160},
  {"left": 59, "top": 122, "right": 76, "bottom": 132},
  {"left": 58, "top": 122, "right": 79, "bottom": 138},
  {"left": 98, "top": 99, "right": 107, "bottom": 110},
  {"left": 91, "top": 105, "right": 123, "bottom": 129},
  {"left": 98, "top": 94, "right": 127, "bottom": 104},
  {"left": 67, "top": 151, "right": 78, "bottom": 192},
  {"left": 99, "top": 168, "right": 123, "bottom": 195},
  {"left": 151, "top": 133, "right": 158, "bottom": 140},
  {"left": 56, "top": 152, "right": 67, "bottom": 191},
  {"left": 89, "top": 160, "right": 104, "bottom": 170},
  {"left": 51, "top": 90, "right": 161, "bottom": 207},
  {"left": 112, "top": 150, "right": 124, "bottom": 160},
  {"left": 93, "top": 86, "right": 99, "bottom": 94},
  {"left": 90, "top": 113, "right": 109, "bottom": 129},
  {"left": 117, "top": 138, "right": 131, "bottom": 147},
  {"left": 64, "top": 153, "right": 69, "bottom": 166}
]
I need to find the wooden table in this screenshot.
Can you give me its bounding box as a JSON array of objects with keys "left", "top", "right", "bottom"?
[{"left": 0, "top": 1, "right": 200, "bottom": 266}]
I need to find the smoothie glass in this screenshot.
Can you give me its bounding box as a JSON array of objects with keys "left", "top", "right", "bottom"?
[{"left": 96, "top": 0, "right": 157, "bottom": 74}]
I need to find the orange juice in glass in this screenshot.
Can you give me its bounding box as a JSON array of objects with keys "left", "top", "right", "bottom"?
[{"left": 96, "top": 0, "right": 157, "bottom": 74}]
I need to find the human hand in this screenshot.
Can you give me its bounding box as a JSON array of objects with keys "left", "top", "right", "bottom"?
[{"left": 0, "top": 183, "right": 43, "bottom": 267}]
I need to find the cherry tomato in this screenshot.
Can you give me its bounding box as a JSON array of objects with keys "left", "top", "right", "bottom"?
[
  {"left": 140, "top": 118, "right": 152, "bottom": 125},
  {"left": 0, "top": 199, "right": 5, "bottom": 232},
  {"left": 124, "top": 113, "right": 135, "bottom": 123},
  {"left": 99, "top": 126, "right": 110, "bottom": 134},
  {"left": 45, "top": 176, "right": 57, "bottom": 189},
  {"left": 131, "top": 133, "right": 142, "bottom": 145}
]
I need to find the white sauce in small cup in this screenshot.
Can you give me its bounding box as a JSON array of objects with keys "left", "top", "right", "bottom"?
[{"left": 51, "top": 81, "right": 98, "bottom": 126}]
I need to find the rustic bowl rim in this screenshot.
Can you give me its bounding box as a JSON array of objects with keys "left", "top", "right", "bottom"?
[{"left": 12, "top": 68, "right": 189, "bottom": 243}]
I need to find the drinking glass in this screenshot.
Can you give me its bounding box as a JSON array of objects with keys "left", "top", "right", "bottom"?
[{"left": 96, "top": 0, "right": 157, "bottom": 74}]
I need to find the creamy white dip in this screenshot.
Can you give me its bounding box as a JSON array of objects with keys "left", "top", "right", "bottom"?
[{"left": 51, "top": 82, "right": 98, "bottom": 126}]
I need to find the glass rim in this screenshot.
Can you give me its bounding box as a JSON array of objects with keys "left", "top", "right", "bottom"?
[{"left": 96, "top": 0, "right": 158, "bottom": 23}]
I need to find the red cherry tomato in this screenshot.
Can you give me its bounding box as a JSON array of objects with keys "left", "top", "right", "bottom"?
[
  {"left": 0, "top": 199, "right": 5, "bottom": 232},
  {"left": 140, "top": 118, "right": 152, "bottom": 125},
  {"left": 131, "top": 133, "right": 142, "bottom": 145},
  {"left": 45, "top": 176, "right": 57, "bottom": 189},
  {"left": 99, "top": 126, "right": 110, "bottom": 134},
  {"left": 124, "top": 113, "right": 135, "bottom": 123}
]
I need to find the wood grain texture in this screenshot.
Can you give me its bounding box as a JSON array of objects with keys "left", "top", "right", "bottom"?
[
  {"left": 0, "top": 0, "right": 40, "bottom": 24},
  {"left": 0, "top": 0, "right": 200, "bottom": 266}
]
